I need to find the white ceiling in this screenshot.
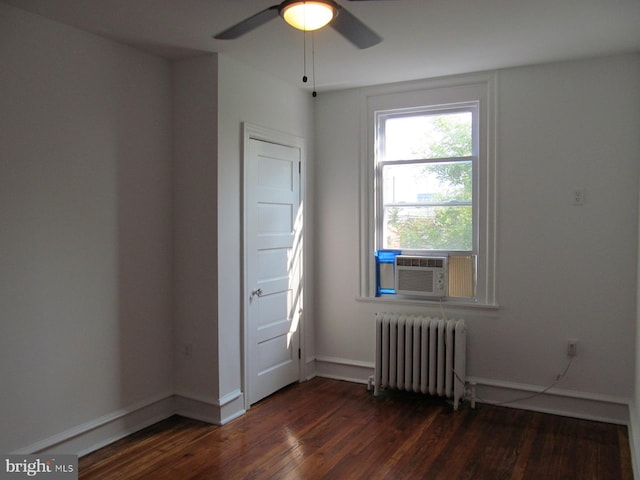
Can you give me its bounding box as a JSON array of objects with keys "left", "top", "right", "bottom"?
[{"left": 4, "top": 0, "right": 640, "bottom": 92}]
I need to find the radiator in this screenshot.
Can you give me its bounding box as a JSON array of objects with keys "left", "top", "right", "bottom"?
[{"left": 374, "top": 313, "right": 467, "bottom": 410}]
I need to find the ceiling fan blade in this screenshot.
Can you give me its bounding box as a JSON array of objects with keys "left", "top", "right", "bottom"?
[
  {"left": 214, "top": 5, "right": 280, "bottom": 40},
  {"left": 331, "top": 5, "right": 382, "bottom": 49}
]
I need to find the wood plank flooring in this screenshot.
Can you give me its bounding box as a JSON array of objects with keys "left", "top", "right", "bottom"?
[{"left": 79, "top": 378, "right": 633, "bottom": 480}]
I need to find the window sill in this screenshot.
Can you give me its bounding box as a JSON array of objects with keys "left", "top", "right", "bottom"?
[{"left": 356, "top": 295, "right": 500, "bottom": 311}]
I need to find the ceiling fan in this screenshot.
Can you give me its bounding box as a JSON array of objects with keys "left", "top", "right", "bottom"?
[{"left": 214, "top": 0, "right": 390, "bottom": 49}]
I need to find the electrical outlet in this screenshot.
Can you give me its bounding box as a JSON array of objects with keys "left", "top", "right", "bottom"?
[
  {"left": 572, "top": 188, "right": 585, "bottom": 206},
  {"left": 567, "top": 339, "right": 578, "bottom": 357}
]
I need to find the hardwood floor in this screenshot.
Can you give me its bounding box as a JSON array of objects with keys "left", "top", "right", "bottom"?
[{"left": 79, "top": 378, "right": 633, "bottom": 479}]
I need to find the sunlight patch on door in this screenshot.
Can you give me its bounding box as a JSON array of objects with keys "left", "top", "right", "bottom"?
[{"left": 287, "top": 202, "right": 304, "bottom": 348}]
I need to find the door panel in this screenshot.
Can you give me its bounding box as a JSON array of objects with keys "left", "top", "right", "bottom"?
[{"left": 246, "top": 137, "right": 301, "bottom": 405}]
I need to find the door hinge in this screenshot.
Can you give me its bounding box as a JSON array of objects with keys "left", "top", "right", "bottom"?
[
  {"left": 298, "top": 348, "right": 301, "bottom": 359},
  {"left": 299, "top": 161, "right": 301, "bottom": 174}
]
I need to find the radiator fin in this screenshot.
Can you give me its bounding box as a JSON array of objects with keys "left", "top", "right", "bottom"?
[{"left": 374, "top": 312, "right": 467, "bottom": 410}]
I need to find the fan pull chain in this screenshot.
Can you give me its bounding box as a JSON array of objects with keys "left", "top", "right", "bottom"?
[
  {"left": 302, "top": 29, "right": 308, "bottom": 83},
  {"left": 302, "top": 2, "right": 308, "bottom": 83},
  {"left": 311, "top": 31, "right": 317, "bottom": 97},
  {"left": 299, "top": 5, "right": 317, "bottom": 98}
]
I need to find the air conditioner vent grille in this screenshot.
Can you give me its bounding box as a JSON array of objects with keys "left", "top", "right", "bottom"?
[{"left": 396, "top": 256, "right": 444, "bottom": 268}]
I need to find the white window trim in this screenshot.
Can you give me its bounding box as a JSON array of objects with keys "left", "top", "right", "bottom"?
[{"left": 359, "top": 72, "right": 498, "bottom": 307}]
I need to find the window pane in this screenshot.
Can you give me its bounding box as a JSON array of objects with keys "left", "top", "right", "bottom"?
[
  {"left": 383, "top": 205, "right": 472, "bottom": 250},
  {"left": 383, "top": 111, "right": 472, "bottom": 161},
  {"left": 382, "top": 161, "right": 472, "bottom": 205}
]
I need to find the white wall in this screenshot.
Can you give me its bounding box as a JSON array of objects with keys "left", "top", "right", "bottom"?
[
  {"left": 0, "top": 4, "right": 174, "bottom": 453},
  {"left": 172, "top": 55, "right": 221, "bottom": 413},
  {"left": 172, "top": 53, "right": 315, "bottom": 424},
  {"left": 217, "top": 55, "right": 316, "bottom": 410},
  {"left": 313, "top": 54, "right": 640, "bottom": 422},
  {"left": 632, "top": 175, "right": 640, "bottom": 477},
  {"left": 0, "top": 3, "right": 315, "bottom": 452}
]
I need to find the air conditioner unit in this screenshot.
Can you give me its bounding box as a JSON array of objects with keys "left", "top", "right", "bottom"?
[{"left": 395, "top": 255, "right": 447, "bottom": 298}]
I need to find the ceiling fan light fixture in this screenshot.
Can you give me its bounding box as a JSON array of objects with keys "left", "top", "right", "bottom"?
[{"left": 280, "top": 1, "right": 337, "bottom": 32}]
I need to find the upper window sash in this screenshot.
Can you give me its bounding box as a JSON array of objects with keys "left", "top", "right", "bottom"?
[{"left": 376, "top": 104, "right": 479, "bottom": 163}]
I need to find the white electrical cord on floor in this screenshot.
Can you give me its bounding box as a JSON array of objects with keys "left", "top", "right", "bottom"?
[
  {"left": 457, "top": 355, "right": 575, "bottom": 407},
  {"left": 439, "top": 298, "right": 575, "bottom": 408}
]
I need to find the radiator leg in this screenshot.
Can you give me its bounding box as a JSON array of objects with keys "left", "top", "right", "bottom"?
[{"left": 367, "top": 375, "right": 374, "bottom": 392}]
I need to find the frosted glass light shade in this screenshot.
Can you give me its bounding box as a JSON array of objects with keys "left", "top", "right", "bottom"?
[{"left": 281, "top": 1, "right": 336, "bottom": 31}]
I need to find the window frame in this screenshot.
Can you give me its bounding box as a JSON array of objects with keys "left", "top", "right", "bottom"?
[{"left": 359, "top": 74, "right": 497, "bottom": 307}]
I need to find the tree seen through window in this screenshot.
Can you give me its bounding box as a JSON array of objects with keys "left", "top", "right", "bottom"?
[{"left": 381, "top": 112, "right": 473, "bottom": 251}]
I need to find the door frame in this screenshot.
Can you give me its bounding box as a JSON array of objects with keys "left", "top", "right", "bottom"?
[{"left": 242, "top": 122, "right": 306, "bottom": 411}]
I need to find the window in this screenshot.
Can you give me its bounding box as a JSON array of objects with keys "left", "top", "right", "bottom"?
[
  {"left": 361, "top": 75, "right": 496, "bottom": 305},
  {"left": 378, "top": 108, "right": 475, "bottom": 252}
]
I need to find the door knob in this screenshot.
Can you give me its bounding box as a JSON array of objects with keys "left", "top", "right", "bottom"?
[{"left": 251, "top": 288, "right": 263, "bottom": 299}]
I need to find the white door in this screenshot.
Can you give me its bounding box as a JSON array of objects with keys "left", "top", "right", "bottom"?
[{"left": 245, "top": 134, "right": 302, "bottom": 406}]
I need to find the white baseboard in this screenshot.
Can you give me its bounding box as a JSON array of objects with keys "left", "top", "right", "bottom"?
[
  {"left": 219, "top": 390, "right": 246, "bottom": 425},
  {"left": 13, "top": 393, "right": 176, "bottom": 457},
  {"left": 468, "top": 376, "right": 630, "bottom": 425},
  {"left": 14, "top": 388, "right": 247, "bottom": 457},
  {"left": 627, "top": 401, "right": 639, "bottom": 480},
  {"left": 304, "top": 357, "right": 317, "bottom": 381},
  {"left": 314, "top": 355, "right": 373, "bottom": 385},
  {"left": 314, "top": 356, "right": 631, "bottom": 425},
  {"left": 174, "top": 389, "right": 245, "bottom": 426}
]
